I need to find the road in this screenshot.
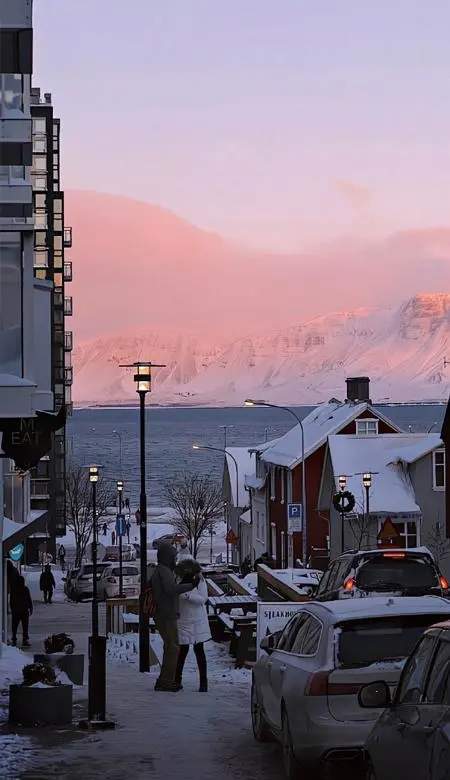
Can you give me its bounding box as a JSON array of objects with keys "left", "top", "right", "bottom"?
[{"left": 5, "top": 571, "right": 282, "bottom": 780}]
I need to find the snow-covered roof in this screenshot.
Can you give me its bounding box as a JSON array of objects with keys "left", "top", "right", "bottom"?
[
  {"left": 261, "top": 400, "right": 399, "bottom": 469},
  {"left": 388, "top": 433, "right": 443, "bottom": 465},
  {"left": 3, "top": 511, "right": 47, "bottom": 543},
  {"left": 225, "top": 446, "right": 258, "bottom": 507},
  {"left": 327, "top": 433, "right": 437, "bottom": 515},
  {"left": 313, "top": 595, "right": 450, "bottom": 622}
]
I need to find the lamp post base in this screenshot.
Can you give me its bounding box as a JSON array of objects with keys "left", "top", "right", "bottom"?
[{"left": 79, "top": 718, "right": 115, "bottom": 730}]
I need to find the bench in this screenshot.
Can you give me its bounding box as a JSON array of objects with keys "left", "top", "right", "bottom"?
[
  {"left": 122, "top": 612, "right": 156, "bottom": 633},
  {"left": 207, "top": 595, "right": 258, "bottom": 616}
]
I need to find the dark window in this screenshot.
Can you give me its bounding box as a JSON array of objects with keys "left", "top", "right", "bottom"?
[
  {"left": 0, "top": 232, "right": 22, "bottom": 375},
  {"left": 317, "top": 561, "right": 339, "bottom": 594},
  {"left": 356, "top": 556, "right": 439, "bottom": 592},
  {"left": 396, "top": 637, "right": 435, "bottom": 704},
  {"left": 424, "top": 641, "right": 450, "bottom": 704},
  {"left": 338, "top": 615, "right": 449, "bottom": 669},
  {"left": 0, "top": 142, "right": 32, "bottom": 165},
  {"left": 0, "top": 30, "right": 33, "bottom": 73},
  {"left": 110, "top": 567, "right": 139, "bottom": 577},
  {"left": 291, "top": 615, "right": 322, "bottom": 655},
  {"left": 277, "top": 613, "right": 306, "bottom": 652}
]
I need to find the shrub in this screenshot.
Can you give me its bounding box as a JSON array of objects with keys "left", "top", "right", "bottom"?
[{"left": 22, "top": 662, "right": 56, "bottom": 687}]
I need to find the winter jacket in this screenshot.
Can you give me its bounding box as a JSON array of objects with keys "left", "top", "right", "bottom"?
[
  {"left": 151, "top": 543, "right": 195, "bottom": 620},
  {"left": 40, "top": 569, "right": 56, "bottom": 591},
  {"left": 177, "top": 577, "right": 211, "bottom": 645},
  {"left": 177, "top": 548, "right": 193, "bottom": 562},
  {"left": 10, "top": 583, "right": 33, "bottom": 615}
]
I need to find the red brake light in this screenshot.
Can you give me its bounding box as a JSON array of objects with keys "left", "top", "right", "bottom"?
[
  {"left": 382, "top": 552, "right": 405, "bottom": 559},
  {"left": 440, "top": 576, "right": 449, "bottom": 590},
  {"left": 344, "top": 577, "right": 355, "bottom": 591},
  {"left": 305, "top": 671, "right": 329, "bottom": 696}
]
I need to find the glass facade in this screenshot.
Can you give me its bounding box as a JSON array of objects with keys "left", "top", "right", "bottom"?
[
  {"left": 0, "top": 232, "right": 22, "bottom": 374},
  {"left": 0, "top": 74, "right": 23, "bottom": 113}
]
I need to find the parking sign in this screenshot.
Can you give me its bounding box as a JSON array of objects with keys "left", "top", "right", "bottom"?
[{"left": 287, "top": 503, "right": 303, "bottom": 533}]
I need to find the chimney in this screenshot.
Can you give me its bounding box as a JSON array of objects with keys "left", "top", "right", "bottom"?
[
  {"left": 44, "top": 92, "right": 52, "bottom": 104},
  {"left": 346, "top": 377, "right": 371, "bottom": 404}
]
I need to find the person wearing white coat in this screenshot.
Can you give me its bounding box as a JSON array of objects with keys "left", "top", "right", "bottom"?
[{"left": 175, "top": 574, "right": 211, "bottom": 692}]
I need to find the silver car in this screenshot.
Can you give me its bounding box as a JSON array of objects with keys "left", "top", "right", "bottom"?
[
  {"left": 251, "top": 596, "right": 450, "bottom": 778},
  {"left": 71, "top": 562, "right": 112, "bottom": 601}
]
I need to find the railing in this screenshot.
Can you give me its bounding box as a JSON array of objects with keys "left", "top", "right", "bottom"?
[
  {"left": 64, "top": 366, "right": 73, "bottom": 386},
  {"left": 64, "top": 296, "right": 73, "bottom": 316},
  {"left": 63, "top": 226, "right": 72, "bottom": 248},
  {"left": 30, "top": 479, "right": 50, "bottom": 497},
  {"left": 64, "top": 331, "right": 73, "bottom": 351}
]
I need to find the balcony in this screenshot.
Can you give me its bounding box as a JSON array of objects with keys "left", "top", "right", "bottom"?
[
  {"left": 30, "top": 479, "right": 50, "bottom": 498},
  {"left": 64, "top": 366, "right": 73, "bottom": 386},
  {"left": 64, "top": 296, "right": 73, "bottom": 316},
  {"left": 63, "top": 226, "right": 72, "bottom": 248},
  {"left": 63, "top": 261, "right": 72, "bottom": 282},
  {"left": 64, "top": 331, "right": 73, "bottom": 351}
]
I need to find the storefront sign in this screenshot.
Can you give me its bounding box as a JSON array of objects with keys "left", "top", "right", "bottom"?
[
  {"left": 256, "top": 601, "right": 305, "bottom": 659},
  {"left": 0, "top": 406, "right": 66, "bottom": 470},
  {"left": 9, "top": 544, "right": 24, "bottom": 562}
]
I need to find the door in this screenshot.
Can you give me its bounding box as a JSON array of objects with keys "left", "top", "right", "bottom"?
[
  {"left": 263, "top": 614, "right": 305, "bottom": 729},
  {"left": 370, "top": 635, "right": 438, "bottom": 779}
]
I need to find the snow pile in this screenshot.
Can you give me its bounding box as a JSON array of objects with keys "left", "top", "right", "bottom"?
[{"left": 0, "top": 644, "right": 34, "bottom": 777}]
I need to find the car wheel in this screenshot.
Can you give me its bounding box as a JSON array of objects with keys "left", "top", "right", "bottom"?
[
  {"left": 251, "top": 681, "right": 272, "bottom": 742},
  {"left": 281, "top": 708, "right": 299, "bottom": 780}
]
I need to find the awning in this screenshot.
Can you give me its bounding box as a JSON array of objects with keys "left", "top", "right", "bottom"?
[
  {"left": 240, "top": 509, "right": 252, "bottom": 525},
  {"left": 2, "top": 510, "right": 48, "bottom": 554}
]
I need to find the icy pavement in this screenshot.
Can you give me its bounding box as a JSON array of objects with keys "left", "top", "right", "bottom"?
[{"left": 0, "top": 577, "right": 282, "bottom": 780}]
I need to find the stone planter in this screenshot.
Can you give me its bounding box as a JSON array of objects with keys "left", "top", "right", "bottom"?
[
  {"left": 34, "top": 653, "right": 84, "bottom": 685},
  {"left": 9, "top": 684, "right": 73, "bottom": 726}
]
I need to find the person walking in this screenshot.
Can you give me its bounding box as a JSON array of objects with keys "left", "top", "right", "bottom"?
[
  {"left": 102, "top": 522, "right": 107, "bottom": 536},
  {"left": 58, "top": 544, "right": 66, "bottom": 571},
  {"left": 40, "top": 564, "right": 56, "bottom": 604},
  {"left": 151, "top": 543, "right": 197, "bottom": 692},
  {"left": 126, "top": 520, "right": 131, "bottom": 544},
  {"left": 10, "top": 575, "right": 33, "bottom": 647},
  {"left": 111, "top": 529, "right": 116, "bottom": 546},
  {"left": 175, "top": 559, "right": 210, "bottom": 692}
]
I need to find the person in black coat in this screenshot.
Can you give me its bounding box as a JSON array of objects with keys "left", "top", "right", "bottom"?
[
  {"left": 10, "top": 576, "right": 33, "bottom": 647},
  {"left": 40, "top": 564, "right": 56, "bottom": 604}
]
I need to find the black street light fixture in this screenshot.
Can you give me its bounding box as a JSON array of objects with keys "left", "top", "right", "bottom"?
[
  {"left": 338, "top": 474, "right": 347, "bottom": 552},
  {"left": 363, "top": 472, "right": 372, "bottom": 521},
  {"left": 117, "top": 479, "right": 124, "bottom": 597},
  {"left": 80, "top": 464, "right": 114, "bottom": 730},
  {"left": 120, "top": 361, "right": 166, "bottom": 673}
]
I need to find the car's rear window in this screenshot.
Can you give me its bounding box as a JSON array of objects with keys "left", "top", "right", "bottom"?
[
  {"left": 337, "top": 614, "right": 450, "bottom": 668},
  {"left": 356, "top": 556, "right": 439, "bottom": 591},
  {"left": 110, "top": 567, "right": 139, "bottom": 576}
]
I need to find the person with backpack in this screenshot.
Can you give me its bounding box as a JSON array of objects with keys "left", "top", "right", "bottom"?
[
  {"left": 40, "top": 564, "right": 56, "bottom": 604},
  {"left": 10, "top": 575, "right": 33, "bottom": 647},
  {"left": 151, "top": 543, "right": 198, "bottom": 692}
]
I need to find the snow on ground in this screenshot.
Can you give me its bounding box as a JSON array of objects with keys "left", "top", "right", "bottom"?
[{"left": 0, "top": 644, "right": 35, "bottom": 778}]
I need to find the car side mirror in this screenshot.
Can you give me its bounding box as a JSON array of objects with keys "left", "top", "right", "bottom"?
[{"left": 359, "top": 681, "right": 391, "bottom": 709}]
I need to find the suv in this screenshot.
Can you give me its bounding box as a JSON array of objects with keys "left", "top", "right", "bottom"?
[
  {"left": 315, "top": 549, "right": 448, "bottom": 601},
  {"left": 70, "top": 562, "right": 112, "bottom": 601}
]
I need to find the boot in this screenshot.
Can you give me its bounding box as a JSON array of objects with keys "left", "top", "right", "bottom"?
[
  {"left": 199, "top": 678, "right": 208, "bottom": 693},
  {"left": 175, "top": 646, "right": 188, "bottom": 689}
]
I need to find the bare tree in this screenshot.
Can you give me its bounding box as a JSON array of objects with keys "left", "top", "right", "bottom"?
[
  {"left": 65, "top": 462, "right": 115, "bottom": 567},
  {"left": 425, "top": 519, "right": 450, "bottom": 567},
  {"left": 164, "top": 473, "right": 223, "bottom": 558}
]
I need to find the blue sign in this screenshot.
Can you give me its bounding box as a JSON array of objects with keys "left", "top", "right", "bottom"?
[
  {"left": 287, "top": 503, "right": 303, "bottom": 533},
  {"left": 115, "top": 514, "right": 126, "bottom": 537},
  {"left": 9, "top": 543, "right": 24, "bottom": 562}
]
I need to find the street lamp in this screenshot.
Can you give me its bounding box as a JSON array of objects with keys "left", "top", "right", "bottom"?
[
  {"left": 193, "top": 444, "right": 240, "bottom": 565},
  {"left": 117, "top": 479, "right": 124, "bottom": 597},
  {"left": 363, "top": 472, "right": 372, "bottom": 519},
  {"left": 120, "top": 361, "right": 165, "bottom": 673},
  {"left": 338, "top": 474, "right": 347, "bottom": 552},
  {"left": 219, "top": 425, "right": 234, "bottom": 449},
  {"left": 80, "top": 464, "right": 113, "bottom": 728},
  {"left": 112, "top": 431, "right": 123, "bottom": 475},
  {"left": 245, "top": 399, "right": 308, "bottom": 566}
]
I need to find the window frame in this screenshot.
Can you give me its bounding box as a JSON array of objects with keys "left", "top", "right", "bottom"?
[
  {"left": 433, "top": 449, "right": 446, "bottom": 491},
  {"left": 356, "top": 418, "right": 379, "bottom": 436},
  {"left": 394, "top": 635, "right": 437, "bottom": 706},
  {"left": 423, "top": 639, "right": 450, "bottom": 704},
  {"left": 290, "top": 613, "right": 323, "bottom": 657}
]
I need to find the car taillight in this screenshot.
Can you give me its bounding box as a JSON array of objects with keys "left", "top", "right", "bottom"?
[
  {"left": 305, "top": 671, "right": 330, "bottom": 696},
  {"left": 440, "top": 576, "right": 449, "bottom": 590},
  {"left": 107, "top": 577, "right": 116, "bottom": 583},
  {"left": 343, "top": 577, "right": 355, "bottom": 591},
  {"left": 383, "top": 552, "right": 405, "bottom": 558}
]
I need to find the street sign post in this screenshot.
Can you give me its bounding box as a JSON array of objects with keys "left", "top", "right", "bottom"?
[{"left": 287, "top": 503, "right": 303, "bottom": 533}]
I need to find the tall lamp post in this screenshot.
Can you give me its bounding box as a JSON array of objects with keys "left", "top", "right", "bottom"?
[
  {"left": 245, "top": 400, "right": 308, "bottom": 565},
  {"left": 120, "top": 361, "right": 165, "bottom": 673},
  {"left": 338, "top": 474, "right": 347, "bottom": 553},
  {"left": 81, "top": 464, "right": 114, "bottom": 729},
  {"left": 117, "top": 479, "right": 124, "bottom": 597},
  {"left": 193, "top": 444, "right": 240, "bottom": 565},
  {"left": 363, "top": 473, "right": 372, "bottom": 540}
]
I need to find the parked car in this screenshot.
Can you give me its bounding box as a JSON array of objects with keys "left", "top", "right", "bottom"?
[
  {"left": 70, "top": 562, "right": 112, "bottom": 601},
  {"left": 315, "top": 548, "right": 448, "bottom": 601},
  {"left": 251, "top": 596, "right": 450, "bottom": 779},
  {"left": 360, "top": 618, "right": 450, "bottom": 780},
  {"left": 97, "top": 564, "right": 140, "bottom": 600},
  {"left": 63, "top": 567, "right": 80, "bottom": 600},
  {"left": 103, "top": 544, "right": 137, "bottom": 562}
]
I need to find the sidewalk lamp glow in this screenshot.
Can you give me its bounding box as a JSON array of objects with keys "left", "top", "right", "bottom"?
[
  {"left": 192, "top": 444, "right": 200, "bottom": 450},
  {"left": 244, "top": 399, "right": 265, "bottom": 407},
  {"left": 117, "top": 479, "right": 124, "bottom": 492},
  {"left": 338, "top": 474, "right": 347, "bottom": 490},
  {"left": 89, "top": 465, "right": 99, "bottom": 483},
  {"left": 363, "top": 473, "right": 372, "bottom": 488},
  {"left": 133, "top": 362, "right": 152, "bottom": 393}
]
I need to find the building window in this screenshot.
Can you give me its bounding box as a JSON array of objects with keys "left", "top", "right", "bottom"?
[
  {"left": 33, "top": 118, "right": 46, "bottom": 134},
  {"left": 0, "top": 165, "right": 26, "bottom": 183},
  {"left": 0, "top": 74, "right": 23, "bottom": 113},
  {"left": 32, "top": 174, "right": 47, "bottom": 191},
  {"left": 33, "top": 137, "right": 47, "bottom": 153},
  {"left": 33, "top": 155, "right": 47, "bottom": 172},
  {"left": 0, "top": 232, "right": 22, "bottom": 375},
  {"left": 356, "top": 418, "right": 379, "bottom": 436},
  {"left": 391, "top": 520, "right": 418, "bottom": 548},
  {"left": 433, "top": 450, "right": 446, "bottom": 490}
]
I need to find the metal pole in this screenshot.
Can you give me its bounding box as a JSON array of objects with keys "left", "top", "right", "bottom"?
[
  {"left": 341, "top": 509, "right": 345, "bottom": 554},
  {"left": 365, "top": 485, "right": 370, "bottom": 547},
  {"left": 92, "top": 480, "right": 98, "bottom": 637},
  {"left": 210, "top": 522, "right": 213, "bottom": 564},
  {"left": 138, "top": 391, "right": 149, "bottom": 673},
  {"left": 118, "top": 489, "right": 123, "bottom": 597}
]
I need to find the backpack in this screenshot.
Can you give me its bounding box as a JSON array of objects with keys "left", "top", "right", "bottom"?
[{"left": 141, "top": 574, "right": 157, "bottom": 618}]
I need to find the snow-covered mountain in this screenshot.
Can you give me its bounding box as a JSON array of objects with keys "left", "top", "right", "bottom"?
[{"left": 72, "top": 293, "right": 450, "bottom": 406}]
